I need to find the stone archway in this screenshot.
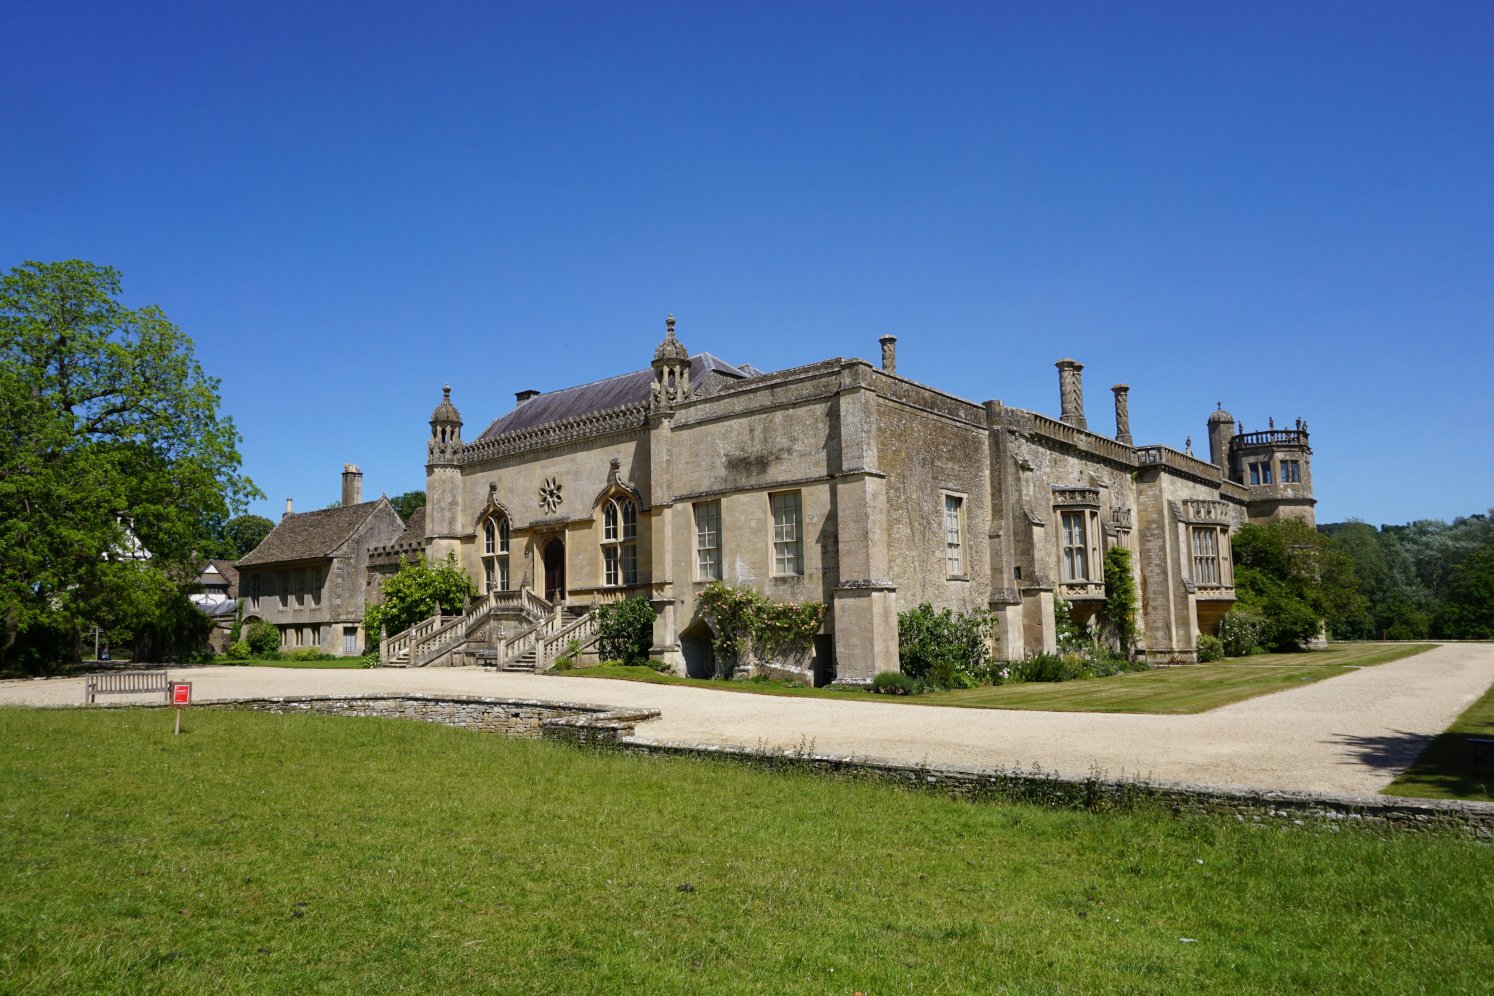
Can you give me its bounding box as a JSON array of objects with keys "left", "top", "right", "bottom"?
[
  {"left": 680, "top": 619, "right": 716, "bottom": 679},
  {"left": 543, "top": 537, "right": 566, "bottom": 604}
]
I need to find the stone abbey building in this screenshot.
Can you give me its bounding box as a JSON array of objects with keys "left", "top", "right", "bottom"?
[{"left": 388, "top": 317, "right": 1314, "bottom": 683}]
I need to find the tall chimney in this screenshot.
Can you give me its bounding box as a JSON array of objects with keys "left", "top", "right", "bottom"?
[
  {"left": 342, "top": 463, "right": 363, "bottom": 506},
  {"left": 879, "top": 334, "right": 897, "bottom": 374},
  {"left": 1111, "top": 384, "right": 1133, "bottom": 445},
  {"left": 284, "top": 498, "right": 294, "bottom": 518},
  {"left": 1056, "top": 359, "right": 1086, "bottom": 429}
]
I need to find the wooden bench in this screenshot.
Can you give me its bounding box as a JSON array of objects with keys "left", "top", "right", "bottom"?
[
  {"left": 1470, "top": 736, "right": 1494, "bottom": 773},
  {"left": 83, "top": 670, "right": 172, "bottom": 706}
]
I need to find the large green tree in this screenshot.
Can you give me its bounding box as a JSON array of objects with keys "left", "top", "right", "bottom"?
[
  {"left": 0, "top": 260, "right": 258, "bottom": 669},
  {"left": 388, "top": 489, "right": 426, "bottom": 521},
  {"left": 1227, "top": 518, "right": 1365, "bottom": 652},
  {"left": 220, "top": 514, "right": 274, "bottom": 559},
  {"left": 363, "top": 554, "right": 478, "bottom": 648}
]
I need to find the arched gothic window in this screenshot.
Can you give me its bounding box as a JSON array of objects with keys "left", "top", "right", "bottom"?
[
  {"left": 601, "top": 496, "right": 638, "bottom": 586},
  {"left": 482, "top": 515, "right": 510, "bottom": 592}
]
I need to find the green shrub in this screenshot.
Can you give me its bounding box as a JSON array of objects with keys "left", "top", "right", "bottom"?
[
  {"left": 871, "top": 670, "right": 922, "bottom": 695},
  {"left": 1196, "top": 634, "right": 1225, "bottom": 662},
  {"left": 244, "top": 620, "right": 280, "bottom": 657},
  {"left": 1012, "top": 652, "right": 1088, "bottom": 683},
  {"left": 553, "top": 637, "right": 584, "bottom": 670},
  {"left": 288, "top": 647, "right": 321, "bottom": 661},
  {"left": 361, "top": 649, "right": 381, "bottom": 669},
  {"left": 592, "top": 595, "right": 656, "bottom": 666},
  {"left": 1220, "top": 605, "right": 1269, "bottom": 657},
  {"left": 1100, "top": 547, "right": 1139, "bottom": 656},
  {"left": 363, "top": 553, "right": 478, "bottom": 640},
  {"left": 697, "top": 582, "right": 826, "bottom": 678},
  {"left": 897, "top": 602, "right": 995, "bottom": 689},
  {"left": 225, "top": 640, "right": 250, "bottom": 661}
]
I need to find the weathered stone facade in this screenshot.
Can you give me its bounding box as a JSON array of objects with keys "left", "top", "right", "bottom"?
[
  {"left": 417, "top": 320, "right": 1315, "bottom": 680},
  {"left": 237, "top": 467, "right": 406, "bottom": 656}
]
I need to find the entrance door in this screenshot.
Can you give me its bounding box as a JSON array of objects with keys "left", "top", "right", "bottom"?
[{"left": 543, "top": 538, "right": 566, "bottom": 604}]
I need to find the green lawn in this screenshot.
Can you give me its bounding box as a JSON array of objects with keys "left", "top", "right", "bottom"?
[
  {"left": 1384, "top": 679, "right": 1494, "bottom": 802},
  {"left": 1, "top": 707, "right": 1489, "bottom": 993},
  {"left": 564, "top": 643, "right": 1435, "bottom": 715}
]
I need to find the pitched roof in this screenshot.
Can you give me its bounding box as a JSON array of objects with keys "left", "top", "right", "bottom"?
[
  {"left": 237, "top": 500, "right": 390, "bottom": 567},
  {"left": 474, "top": 353, "right": 753, "bottom": 443},
  {"left": 395, "top": 506, "right": 425, "bottom": 546},
  {"left": 206, "top": 559, "right": 239, "bottom": 590}
]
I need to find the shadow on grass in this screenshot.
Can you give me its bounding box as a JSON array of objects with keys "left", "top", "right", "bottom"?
[{"left": 1381, "top": 733, "right": 1494, "bottom": 802}]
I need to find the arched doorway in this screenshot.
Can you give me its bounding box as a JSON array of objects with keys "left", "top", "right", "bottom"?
[
  {"left": 543, "top": 537, "right": 566, "bottom": 604},
  {"left": 680, "top": 620, "right": 716, "bottom": 679}
]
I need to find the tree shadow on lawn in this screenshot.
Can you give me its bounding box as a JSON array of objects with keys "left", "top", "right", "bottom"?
[{"left": 1329, "top": 729, "right": 1494, "bottom": 800}]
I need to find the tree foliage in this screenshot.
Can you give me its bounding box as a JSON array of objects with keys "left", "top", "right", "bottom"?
[
  {"left": 695, "top": 582, "right": 826, "bottom": 679},
  {"left": 1321, "top": 512, "right": 1494, "bottom": 640},
  {"left": 1227, "top": 518, "right": 1364, "bottom": 652},
  {"left": 592, "top": 594, "right": 656, "bottom": 665},
  {"left": 0, "top": 260, "right": 258, "bottom": 670},
  {"left": 897, "top": 602, "right": 996, "bottom": 689},
  {"left": 363, "top": 554, "right": 478, "bottom": 645},
  {"left": 389, "top": 490, "right": 426, "bottom": 522},
  {"left": 221, "top": 514, "right": 274, "bottom": 559},
  {"left": 1099, "top": 546, "right": 1139, "bottom": 656}
]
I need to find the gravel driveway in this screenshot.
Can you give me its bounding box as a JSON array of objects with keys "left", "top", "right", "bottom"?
[{"left": 4, "top": 643, "right": 1491, "bottom": 797}]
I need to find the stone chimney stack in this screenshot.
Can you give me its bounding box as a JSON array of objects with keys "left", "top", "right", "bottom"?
[
  {"left": 284, "top": 498, "right": 294, "bottom": 518},
  {"left": 515, "top": 389, "right": 540, "bottom": 406},
  {"left": 1111, "top": 385, "right": 1133, "bottom": 446},
  {"left": 341, "top": 464, "right": 363, "bottom": 506},
  {"left": 879, "top": 334, "right": 897, "bottom": 374},
  {"left": 1056, "top": 359, "right": 1086, "bottom": 429}
]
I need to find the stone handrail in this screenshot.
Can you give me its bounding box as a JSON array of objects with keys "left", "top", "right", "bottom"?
[
  {"left": 1134, "top": 445, "right": 1224, "bottom": 484},
  {"left": 381, "top": 613, "right": 445, "bottom": 664},
  {"left": 499, "top": 606, "right": 566, "bottom": 664},
  {"left": 1027, "top": 411, "right": 1138, "bottom": 467},
  {"left": 411, "top": 613, "right": 469, "bottom": 667},
  {"left": 1235, "top": 429, "right": 1308, "bottom": 449},
  {"left": 521, "top": 587, "right": 553, "bottom": 621},
  {"left": 536, "top": 610, "right": 600, "bottom": 671}
]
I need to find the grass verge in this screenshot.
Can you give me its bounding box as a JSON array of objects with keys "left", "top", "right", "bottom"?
[
  {"left": 1383, "top": 679, "right": 1494, "bottom": 802},
  {"left": 1, "top": 706, "right": 1489, "bottom": 993},
  {"left": 561, "top": 643, "right": 1435, "bottom": 715}
]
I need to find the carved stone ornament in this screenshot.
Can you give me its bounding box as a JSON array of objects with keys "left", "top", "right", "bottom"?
[{"left": 538, "top": 476, "right": 564, "bottom": 514}]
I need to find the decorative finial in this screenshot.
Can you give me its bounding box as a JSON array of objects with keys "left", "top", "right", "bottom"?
[
  {"left": 1185, "top": 435, "right": 1193, "bottom": 455},
  {"left": 444, "top": 384, "right": 451, "bottom": 397},
  {"left": 1217, "top": 401, "right": 1222, "bottom": 410},
  {"left": 1269, "top": 416, "right": 1275, "bottom": 429},
  {"left": 666, "top": 314, "right": 675, "bottom": 334}
]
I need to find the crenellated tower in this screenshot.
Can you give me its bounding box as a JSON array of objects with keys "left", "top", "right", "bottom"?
[
  {"left": 425, "top": 384, "right": 465, "bottom": 561},
  {"left": 1211, "top": 406, "right": 1315, "bottom": 525}
]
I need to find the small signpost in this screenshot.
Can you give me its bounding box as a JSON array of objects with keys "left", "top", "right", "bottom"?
[{"left": 171, "top": 681, "right": 191, "bottom": 735}]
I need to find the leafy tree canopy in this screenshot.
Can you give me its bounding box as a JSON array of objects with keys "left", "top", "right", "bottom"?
[
  {"left": 1228, "top": 518, "right": 1364, "bottom": 652},
  {"left": 363, "top": 554, "right": 478, "bottom": 647},
  {"left": 221, "top": 514, "right": 274, "bottom": 559},
  {"left": 0, "top": 260, "right": 259, "bottom": 669},
  {"left": 389, "top": 489, "right": 426, "bottom": 521}
]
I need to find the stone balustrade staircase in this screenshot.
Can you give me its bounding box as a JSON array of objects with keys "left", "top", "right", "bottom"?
[{"left": 379, "top": 588, "right": 604, "bottom": 671}]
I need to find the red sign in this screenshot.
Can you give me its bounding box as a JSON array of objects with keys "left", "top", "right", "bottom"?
[{"left": 172, "top": 682, "right": 191, "bottom": 707}]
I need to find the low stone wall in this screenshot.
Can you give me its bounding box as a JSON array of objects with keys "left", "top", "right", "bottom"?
[
  {"left": 199, "top": 694, "right": 1493, "bottom": 834},
  {"left": 203, "top": 694, "right": 659, "bottom": 743},
  {"left": 612, "top": 739, "right": 1494, "bottom": 836}
]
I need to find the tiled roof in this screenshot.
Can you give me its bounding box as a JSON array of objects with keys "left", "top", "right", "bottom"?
[
  {"left": 395, "top": 506, "right": 425, "bottom": 546},
  {"left": 474, "top": 353, "right": 753, "bottom": 443},
  {"left": 206, "top": 559, "right": 239, "bottom": 591},
  {"left": 237, "top": 500, "right": 389, "bottom": 567}
]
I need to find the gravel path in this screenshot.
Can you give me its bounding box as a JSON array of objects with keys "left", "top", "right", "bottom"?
[{"left": 4, "top": 644, "right": 1491, "bottom": 796}]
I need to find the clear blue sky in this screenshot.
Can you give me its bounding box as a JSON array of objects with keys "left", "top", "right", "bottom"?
[{"left": 5, "top": 1, "right": 1490, "bottom": 527}]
